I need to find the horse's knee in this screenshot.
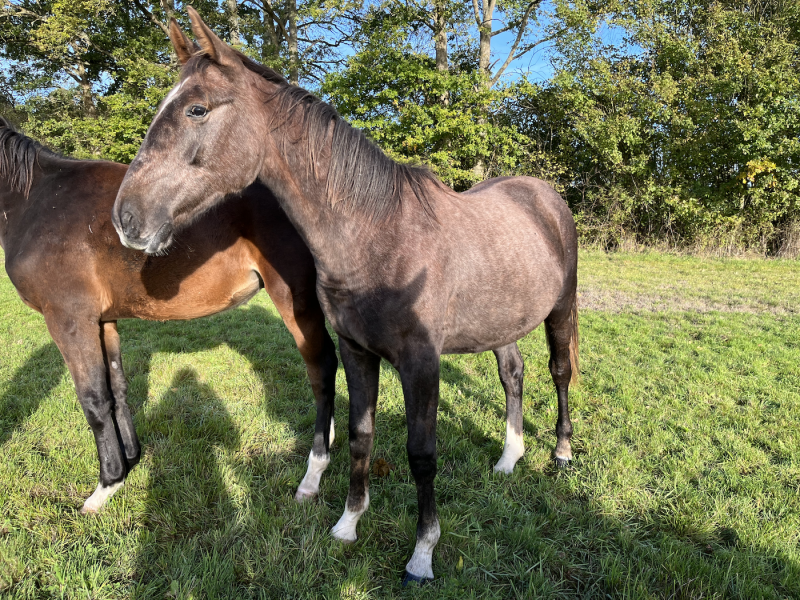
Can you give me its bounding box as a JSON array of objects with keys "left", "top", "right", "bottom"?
[
  {"left": 548, "top": 357, "right": 572, "bottom": 386},
  {"left": 407, "top": 443, "right": 437, "bottom": 483},
  {"left": 79, "top": 393, "right": 112, "bottom": 429}
]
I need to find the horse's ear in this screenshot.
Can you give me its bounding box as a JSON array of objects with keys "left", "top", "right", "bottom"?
[
  {"left": 186, "top": 6, "right": 237, "bottom": 67},
  {"left": 169, "top": 18, "right": 194, "bottom": 65}
]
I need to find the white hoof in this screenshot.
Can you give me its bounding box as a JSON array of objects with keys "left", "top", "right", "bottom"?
[
  {"left": 295, "top": 451, "right": 331, "bottom": 502},
  {"left": 80, "top": 480, "right": 124, "bottom": 514},
  {"left": 405, "top": 519, "right": 440, "bottom": 581},
  {"left": 493, "top": 456, "right": 519, "bottom": 474},
  {"left": 493, "top": 423, "right": 524, "bottom": 474},
  {"left": 331, "top": 495, "right": 368, "bottom": 544}
]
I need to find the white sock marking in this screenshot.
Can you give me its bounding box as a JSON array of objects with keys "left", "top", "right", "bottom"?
[
  {"left": 80, "top": 480, "right": 124, "bottom": 514},
  {"left": 331, "top": 493, "right": 369, "bottom": 543},
  {"left": 329, "top": 418, "right": 335, "bottom": 447},
  {"left": 493, "top": 421, "right": 524, "bottom": 474},
  {"left": 295, "top": 451, "right": 331, "bottom": 501},
  {"left": 405, "top": 519, "right": 441, "bottom": 580}
]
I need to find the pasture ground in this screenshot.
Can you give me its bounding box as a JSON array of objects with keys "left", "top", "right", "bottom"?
[{"left": 1, "top": 249, "right": 799, "bottom": 599}]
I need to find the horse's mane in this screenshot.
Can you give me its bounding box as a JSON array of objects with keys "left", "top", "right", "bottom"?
[
  {"left": 188, "top": 52, "right": 441, "bottom": 221},
  {"left": 0, "top": 118, "right": 64, "bottom": 198}
]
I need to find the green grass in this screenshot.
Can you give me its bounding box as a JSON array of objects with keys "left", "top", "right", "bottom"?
[{"left": 2, "top": 249, "right": 800, "bottom": 599}]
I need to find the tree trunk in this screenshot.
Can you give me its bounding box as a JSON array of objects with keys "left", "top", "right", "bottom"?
[
  {"left": 78, "top": 63, "right": 96, "bottom": 118},
  {"left": 262, "top": 3, "right": 280, "bottom": 52},
  {"left": 433, "top": 1, "right": 448, "bottom": 72},
  {"left": 433, "top": 1, "right": 449, "bottom": 106},
  {"left": 477, "top": 0, "right": 493, "bottom": 81},
  {"left": 288, "top": 0, "right": 299, "bottom": 85},
  {"left": 227, "top": 0, "right": 241, "bottom": 46},
  {"left": 472, "top": 0, "right": 495, "bottom": 180}
]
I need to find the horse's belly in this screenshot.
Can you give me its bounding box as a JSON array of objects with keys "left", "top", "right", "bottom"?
[
  {"left": 114, "top": 270, "right": 262, "bottom": 321},
  {"left": 441, "top": 306, "right": 552, "bottom": 354},
  {"left": 440, "top": 272, "right": 562, "bottom": 354}
]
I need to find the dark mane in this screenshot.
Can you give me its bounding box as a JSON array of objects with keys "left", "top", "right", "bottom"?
[
  {"left": 190, "top": 52, "right": 441, "bottom": 221},
  {"left": 0, "top": 119, "right": 63, "bottom": 198}
]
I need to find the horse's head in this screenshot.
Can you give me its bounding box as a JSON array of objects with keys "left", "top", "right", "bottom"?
[{"left": 113, "top": 8, "right": 272, "bottom": 254}]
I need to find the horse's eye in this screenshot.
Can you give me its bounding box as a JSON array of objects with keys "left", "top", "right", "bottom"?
[{"left": 186, "top": 105, "right": 208, "bottom": 118}]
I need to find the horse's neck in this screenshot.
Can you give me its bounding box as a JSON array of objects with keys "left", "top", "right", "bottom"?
[
  {"left": 0, "top": 153, "right": 52, "bottom": 251},
  {"left": 269, "top": 179, "right": 369, "bottom": 280}
]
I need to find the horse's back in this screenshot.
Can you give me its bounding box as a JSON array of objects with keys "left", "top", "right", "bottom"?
[
  {"left": 462, "top": 176, "right": 576, "bottom": 252},
  {"left": 434, "top": 176, "right": 577, "bottom": 353}
]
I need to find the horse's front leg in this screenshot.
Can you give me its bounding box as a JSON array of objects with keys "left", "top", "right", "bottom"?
[
  {"left": 398, "top": 349, "right": 441, "bottom": 585},
  {"left": 101, "top": 321, "right": 140, "bottom": 470},
  {"left": 43, "top": 310, "right": 128, "bottom": 514},
  {"left": 331, "top": 337, "right": 380, "bottom": 542}
]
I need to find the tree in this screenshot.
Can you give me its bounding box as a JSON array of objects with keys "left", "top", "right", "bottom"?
[
  {"left": 324, "top": 6, "right": 526, "bottom": 190},
  {"left": 513, "top": 0, "right": 800, "bottom": 250}
]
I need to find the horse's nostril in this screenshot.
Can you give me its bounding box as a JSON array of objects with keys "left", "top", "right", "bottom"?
[{"left": 121, "top": 210, "right": 141, "bottom": 239}]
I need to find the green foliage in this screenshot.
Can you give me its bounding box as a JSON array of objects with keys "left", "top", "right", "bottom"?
[
  {"left": 323, "top": 8, "right": 526, "bottom": 190},
  {"left": 515, "top": 0, "right": 800, "bottom": 251},
  {"left": 19, "top": 60, "right": 175, "bottom": 161}
]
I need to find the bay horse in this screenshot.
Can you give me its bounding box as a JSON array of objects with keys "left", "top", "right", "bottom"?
[
  {"left": 0, "top": 117, "right": 338, "bottom": 514},
  {"left": 113, "top": 11, "right": 579, "bottom": 584}
]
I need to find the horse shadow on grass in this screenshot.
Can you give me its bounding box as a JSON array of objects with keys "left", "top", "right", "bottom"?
[
  {"left": 131, "top": 368, "right": 245, "bottom": 598},
  {"left": 117, "top": 302, "right": 323, "bottom": 455},
  {"left": 0, "top": 341, "right": 66, "bottom": 445}
]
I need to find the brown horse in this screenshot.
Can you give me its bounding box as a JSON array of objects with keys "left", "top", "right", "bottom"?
[
  {"left": 113, "top": 11, "right": 579, "bottom": 584},
  {"left": 0, "top": 118, "right": 338, "bottom": 514}
]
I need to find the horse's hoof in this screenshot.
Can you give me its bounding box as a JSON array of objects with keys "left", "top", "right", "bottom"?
[
  {"left": 332, "top": 532, "right": 357, "bottom": 545},
  {"left": 79, "top": 504, "right": 99, "bottom": 516},
  {"left": 401, "top": 571, "right": 431, "bottom": 587},
  {"left": 554, "top": 457, "right": 571, "bottom": 469},
  {"left": 294, "top": 489, "right": 316, "bottom": 503}
]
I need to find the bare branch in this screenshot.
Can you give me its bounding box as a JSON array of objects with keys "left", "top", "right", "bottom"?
[
  {"left": 471, "top": 0, "right": 482, "bottom": 27},
  {"left": 130, "top": 0, "right": 170, "bottom": 37},
  {"left": 490, "top": 0, "right": 541, "bottom": 85},
  {"left": 0, "top": 2, "right": 47, "bottom": 22}
]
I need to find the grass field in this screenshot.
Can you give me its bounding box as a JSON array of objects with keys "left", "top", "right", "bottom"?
[{"left": 2, "top": 249, "right": 800, "bottom": 599}]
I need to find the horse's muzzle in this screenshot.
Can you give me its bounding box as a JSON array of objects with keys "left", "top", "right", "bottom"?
[{"left": 112, "top": 204, "right": 174, "bottom": 255}]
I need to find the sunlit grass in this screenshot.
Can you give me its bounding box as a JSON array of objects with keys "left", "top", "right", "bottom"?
[{"left": 1, "top": 249, "right": 799, "bottom": 598}]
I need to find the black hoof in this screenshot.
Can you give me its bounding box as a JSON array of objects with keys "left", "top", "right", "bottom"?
[
  {"left": 401, "top": 571, "right": 431, "bottom": 587},
  {"left": 555, "top": 457, "right": 571, "bottom": 469}
]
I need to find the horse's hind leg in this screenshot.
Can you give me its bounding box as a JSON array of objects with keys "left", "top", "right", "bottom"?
[
  {"left": 331, "top": 337, "right": 380, "bottom": 542},
  {"left": 545, "top": 295, "right": 579, "bottom": 467},
  {"left": 43, "top": 310, "right": 128, "bottom": 513},
  {"left": 101, "top": 322, "right": 140, "bottom": 469},
  {"left": 266, "top": 283, "right": 338, "bottom": 501},
  {"left": 295, "top": 321, "right": 338, "bottom": 501},
  {"left": 492, "top": 343, "right": 525, "bottom": 474}
]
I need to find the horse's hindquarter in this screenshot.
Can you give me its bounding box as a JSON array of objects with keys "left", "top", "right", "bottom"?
[{"left": 439, "top": 178, "right": 575, "bottom": 354}]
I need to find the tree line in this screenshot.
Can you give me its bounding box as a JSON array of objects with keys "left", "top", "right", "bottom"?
[{"left": 2, "top": 0, "right": 798, "bottom": 253}]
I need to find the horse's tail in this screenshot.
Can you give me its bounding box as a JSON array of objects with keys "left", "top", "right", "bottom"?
[{"left": 568, "top": 293, "right": 579, "bottom": 386}]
